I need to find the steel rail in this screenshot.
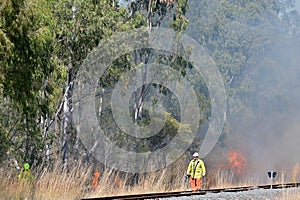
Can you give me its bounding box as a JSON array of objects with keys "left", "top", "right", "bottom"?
[{"left": 82, "top": 182, "right": 300, "bottom": 200}]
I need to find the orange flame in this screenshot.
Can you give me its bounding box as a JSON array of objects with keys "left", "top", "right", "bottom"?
[
  {"left": 227, "top": 150, "right": 247, "bottom": 176},
  {"left": 91, "top": 171, "right": 101, "bottom": 191}
]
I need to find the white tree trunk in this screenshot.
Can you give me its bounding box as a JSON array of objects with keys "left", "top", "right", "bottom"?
[{"left": 62, "top": 92, "right": 70, "bottom": 163}]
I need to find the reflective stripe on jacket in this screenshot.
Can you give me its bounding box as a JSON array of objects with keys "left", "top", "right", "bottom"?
[{"left": 186, "top": 158, "right": 206, "bottom": 178}]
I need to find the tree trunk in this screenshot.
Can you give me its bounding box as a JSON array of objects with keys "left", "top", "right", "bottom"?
[{"left": 62, "top": 89, "right": 70, "bottom": 163}]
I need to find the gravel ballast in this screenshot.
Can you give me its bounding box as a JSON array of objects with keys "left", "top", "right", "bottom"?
[{"left": 163, "top": 188, "right": 300, "bottom": 200}]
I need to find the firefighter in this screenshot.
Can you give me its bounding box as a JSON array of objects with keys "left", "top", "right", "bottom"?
[
  {"left": 18, "top": 163, "right": 34, "bottom": 182},
  {"left": 186, "top": 152, "right": 206, "bottom": 192}
]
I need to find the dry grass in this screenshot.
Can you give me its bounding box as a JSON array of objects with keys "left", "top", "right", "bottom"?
[
  {"left": 0, "top": 160, "right": 188, "bottom": 200},
  {"left": 86, "top": 160, "right": 189, "bottom": 198},
  {"left": 205, "top": 168, "right": 261, "bottom": 189},
  {"left": 34, "top": 162, "right": 92, "bottom": 200},
  {"left": 1, "top": 161, "right": 300, "bottom": 199},
  {"left": 0, "top": 162, "right": 92, "bottom": 200}
]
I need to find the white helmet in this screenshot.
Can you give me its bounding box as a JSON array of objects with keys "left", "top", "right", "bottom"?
[{"left": 193, "top": 152, "right": 199, "bottom": 157}]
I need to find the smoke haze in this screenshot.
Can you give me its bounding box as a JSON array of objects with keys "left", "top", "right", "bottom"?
[
  {"left": 185, "top": 0, "right": 300, "bottom": 179},
  {"left": 237, "top": 37, "right": 300, "bottom": 175}
]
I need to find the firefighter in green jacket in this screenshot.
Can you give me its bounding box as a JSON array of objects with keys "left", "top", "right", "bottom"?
[
  {"left": 186, "top": 152, "right": 206, "bottom": 192},
  {"left": 18, "top": 163, "right": 35, "bottom": 183}
]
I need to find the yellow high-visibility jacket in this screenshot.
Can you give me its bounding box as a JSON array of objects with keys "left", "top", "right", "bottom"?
[
  {"left": 186, "top": 158, "right": 206, "bottom": 179},
  {"left": 18, "top": 169, "right": 35, "bottom": 182}
]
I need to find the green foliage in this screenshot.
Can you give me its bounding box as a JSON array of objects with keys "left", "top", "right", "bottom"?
[
  {"left": 170, "top": 0, "right": 189, "bottom": 32},
  {"left": 186, "top": 0, "right": 288, "bottom": 118},
  {"left": 54, "top": 0, "right": 146, "bottom": 74},
  {"left": 0, "top": 0, "right": 62, "bottom": 163},
  {"left": 1, "top": 0, "right": 57, "bottom": 110},
  {"left": 0, "top": 0, "right": 147, "bottom": 165},
  {"left": 126, "top": 0, "right": 189, "bottom": 32},
  {"left": 0, "top": 0, "right": 299, "bottom": 166},
  {"left": 101, "top": 110, "right": 192, "bottom": 152}
]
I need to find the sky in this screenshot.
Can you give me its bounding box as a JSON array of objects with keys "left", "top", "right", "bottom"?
[{"left": 296, "top": 0, "right": 300, "bottom": 12}]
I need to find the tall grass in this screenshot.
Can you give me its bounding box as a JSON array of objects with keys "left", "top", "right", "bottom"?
[
  {"left": 0, "top": 160, "right": 300, "bottom": 199},
  {"left": 0, "top": 162, "right": 92, "bottom": 200},
  {"left": 86, "top": 159, "right": 189, "bottom": 198},
  {"left": 0, "top": 159, "right": 188, "bottom": 200},
  {"left": 34, "top": 162, "right": 92, "bottom": 200},
  {"left": 204, "top": 168, "right": 262, "bottom": 189}
]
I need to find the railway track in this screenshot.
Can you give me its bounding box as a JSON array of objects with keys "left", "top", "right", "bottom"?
[{"left": 82, "top": 182, "right": 300, "bottom": 200}]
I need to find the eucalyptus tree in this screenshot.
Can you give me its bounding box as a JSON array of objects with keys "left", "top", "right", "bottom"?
[
  {"left": 0, "top": 0, "right": 61, "bottom": 166},
  {"left": 122, "top": 0, "right": 189, "bottom": 124},
  {"left": 53, "top": 0, "right": 146, "bottom": 163}
]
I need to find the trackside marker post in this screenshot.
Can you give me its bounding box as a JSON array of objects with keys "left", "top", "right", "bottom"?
[{"left": 267, "top": 171, "right": 277, "bottom": 200}]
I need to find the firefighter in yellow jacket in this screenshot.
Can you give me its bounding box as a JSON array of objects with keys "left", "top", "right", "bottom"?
[{"left": 186, "top": 152, "right": 206, "bottom": 192}]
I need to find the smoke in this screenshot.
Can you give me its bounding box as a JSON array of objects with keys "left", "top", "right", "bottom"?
[
  {"left": 185, "top": 0, "right": 300, "bottom": 179},
  {"left": 235, "top": 36, "right": 300, "bottom": 175},
  {"left": 294, "top": 0, "right": 300, "bottom": 13}
]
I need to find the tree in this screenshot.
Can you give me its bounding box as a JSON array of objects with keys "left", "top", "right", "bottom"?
[
  {"left": 0, "top": 0, "right": 62, "bottom": 165},
  {"left": 92, "top": 0, "right": 212, "bottom": 174},
  {"left": 53, "top": 0, "right": 146, "bottom": 163}
]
